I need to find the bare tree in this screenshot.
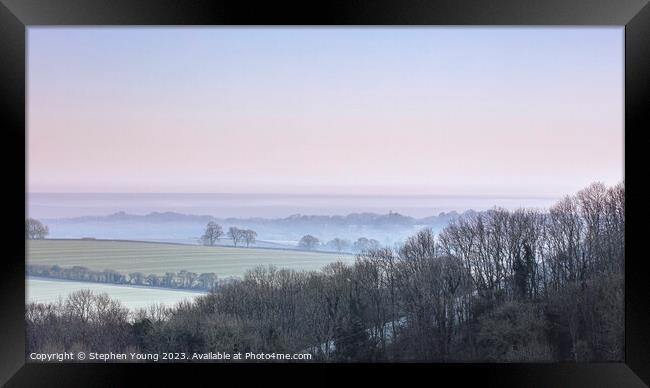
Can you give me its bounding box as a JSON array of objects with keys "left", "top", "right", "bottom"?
[
  {"left": 242, "top": 229, "right": 257, "bottom": 247},
  {"left": 26, "top": 218, "right": 49, "bottom": 240},
  {"left": 353, "top": 237, "right": 381, "bottom": 252},
  {"left": 200, "top": 221, "right": 223, "bottom": 246},
  {"left": 299, "top": 235, "right": 320, "bottom": 250},
  {"left": 327, "top": 238, "right": 350, "bottom": 252},
  {"left": 228, "top": 227, "right": 244, "bottom": 247},
  {"left": 65, "top": 289, "right": 94, "bottom": 324}
]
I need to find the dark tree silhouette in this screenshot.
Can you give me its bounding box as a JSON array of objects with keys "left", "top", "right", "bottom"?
[
  {"left": 26, "top": 218, "right": 49, "bottom": 240},
  {"left": 200, "top": 221, "right": 223, "bottom": 246},
  {"left": 299, "top": 235, "right": 320, "bottom": 250}
]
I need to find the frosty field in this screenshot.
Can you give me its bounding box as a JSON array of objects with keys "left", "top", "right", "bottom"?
[
  {"left": 27, "top": 277, "right": 205, "bottom": 310},
  {"left": 27, "top": 239, "right": 355, "bottom": 277}
]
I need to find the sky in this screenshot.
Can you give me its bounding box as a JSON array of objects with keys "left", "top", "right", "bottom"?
[{"left": 27, "top": 27, "right": 624, "bottom": 196}]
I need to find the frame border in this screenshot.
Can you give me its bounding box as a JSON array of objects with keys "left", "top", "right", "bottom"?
[{"left": 1, "top": 0, "right": 648, "bottom": 386}]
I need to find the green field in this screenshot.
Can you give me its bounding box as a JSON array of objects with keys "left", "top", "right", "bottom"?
[{"left": 27, "top": 239, "right": 355, "bottom": 277}]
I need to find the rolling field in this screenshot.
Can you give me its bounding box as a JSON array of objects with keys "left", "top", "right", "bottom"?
[
  {"left": 27, "top": 239, "right": 355, "bottom": 277},
  {"left": 27, "top": 277, "right": 205, "bottom": 310}
]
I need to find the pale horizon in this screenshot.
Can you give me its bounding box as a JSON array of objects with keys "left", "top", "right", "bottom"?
[{"left": 28, "top": 27, "right": 624, "bottom": 197}]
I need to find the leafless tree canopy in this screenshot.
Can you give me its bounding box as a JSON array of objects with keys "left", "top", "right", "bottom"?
[
  {"left": 200, "top": 221, "right": 223, "bottom": 246},
  {"left": 353, "top": 237, "right": 381, "bottom": 253},
  {"left": 298, "top": 235, "right": 320, "bottom": 250},
  {"left": 242, "top": 229, "right": 257, "bottom": 247},
  {"left": 26, "top": 218, "right": 49, "bottom": 240},
  {"left": 228, "top": 227, "right": 244, "bottom": 247},
  {"left": 327, "top": 238, "right": 351, "bottom": 252}
]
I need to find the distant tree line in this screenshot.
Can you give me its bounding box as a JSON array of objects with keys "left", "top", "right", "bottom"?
[
  {"left": 201, "top": 222, "right": 381, "bottom": 254},
  {"left": 26, "top": 264, "right": 232, "bottom": 291},
  {"left": 26, "top": 182, "right": 624, "bottom": 362},
  {"left": 300, "top": 235, "right": 381, "bottom": 253}
]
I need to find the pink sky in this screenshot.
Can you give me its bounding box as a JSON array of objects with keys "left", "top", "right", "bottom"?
[{"left": 27, "top": 28, "right": 624, "bottom": 196}]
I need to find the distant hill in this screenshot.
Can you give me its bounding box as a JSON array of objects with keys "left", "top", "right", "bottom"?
[
  {"left": 52, "top": 211, "right": 215, "bottom": 223},
  {"left": 46, "top": 210, "right": 465, "bottom": 226},
  {"left": 41, "top": 210, "right": 471, "bottom": 247}
]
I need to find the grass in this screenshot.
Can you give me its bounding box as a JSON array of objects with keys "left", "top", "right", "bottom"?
[
  {"left": 27, "top": 239, "right": 355, "bottom": 277},
  {"left": 27, "top": 277, "right": 204, "bottom": 311}
]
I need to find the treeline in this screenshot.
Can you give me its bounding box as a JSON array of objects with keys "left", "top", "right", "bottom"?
[
  {"left": 27, "top": 264, "right": 232, "bottom": 291},
  {"left": 58, "top": 210, "right": 461, "bottom": 228},
  {"left": 26, "top": 182, "right": 624, "bottom": 362},
  {"left": 299, "top": 235, "right": 382, "bottom": 253},
  {"left": 201, "top": 221, "right": 380, "bottom": 253}
]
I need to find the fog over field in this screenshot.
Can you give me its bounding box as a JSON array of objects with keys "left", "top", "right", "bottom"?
[
  {"left": 28, "top": 192, "right": 560, "bottom": 219},
  {"left": 29, "top": 192, "right": 560, "bottom": 246},
  {"left": 26, "top": 194, "right": 551, "bottom": 309}
]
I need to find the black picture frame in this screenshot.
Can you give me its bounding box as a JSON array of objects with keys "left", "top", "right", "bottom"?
[{"left": 1, "top": 0, "right": 648, "bottom": 386}]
